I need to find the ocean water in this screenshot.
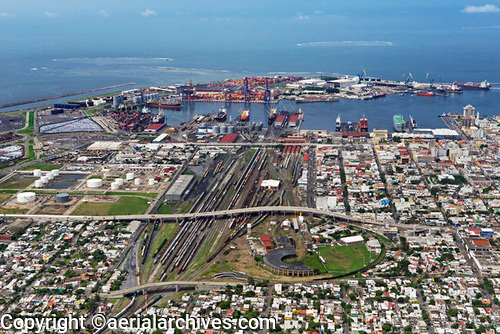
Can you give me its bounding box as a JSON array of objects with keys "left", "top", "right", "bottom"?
[{"left": 1, "top": 26, "right": 499, "bottom": 131}]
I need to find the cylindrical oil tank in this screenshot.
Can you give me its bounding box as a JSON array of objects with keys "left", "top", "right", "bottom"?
[
  {"left": 115, "top": 178, "right": 124, "bottom": 185},
  {"left": 46, "top": 172, "right": 54, "bottom": 180},
  {"left": 206, "top": 126, "right": 213, "bottom": 134},
  {"left": 148, "top": 179, "right": 155, "bottom": 185},
  {"left": 112, "top": 95, "right": 123, "bottom": 107},
  {"left": 34, "top": 180, "right": 44, "bottom": 188},
  {"left": 134, "top": 179, "right": 141, "bottom": 185},
  {"left": 51, "top": 169, "right": 60, "bottom": 176},
  {"left": 33, "top": 169, "right": 42, "bottom": 177},
  {"left": 55, "top": 193, "right": 70, "bottom": 203},
  {"left": 41, "top": 176, "right": 49, "bottom": 184},
  {"left": 111, "top": 182, "right": 120, "bottom": 190},
  {"left": 220, "top": 125, "right": 228, "bottom": 134},
  {"left": 213, "top": 125, "right": 220, "bottom": 134},
  {"left": 133, "top": 96, "right": 143, "bottom": 104},
  {"left": 198, "top": 126, "right": 207, "bottom": 133},
  {"left": 87, "top": 179, "right": 103, "bottom": 188},
  {"left": 126, "top": 172, "right": 135, "bottom": 180},
  {"left": 17, "top": 192, "right": 36, "bottom": 203},
  {"left": 228, "top": 125, "right": 235, "bottom": 134}
]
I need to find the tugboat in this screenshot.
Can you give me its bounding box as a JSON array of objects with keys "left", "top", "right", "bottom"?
[
  {"left": 214, "top": 106, "right": 227, "bottom": 122},
  {"left": 335, "top": 114, "right": 341, "bottom": 132}
]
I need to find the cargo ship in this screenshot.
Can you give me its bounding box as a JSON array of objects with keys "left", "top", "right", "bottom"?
[
  {"left": 393, "top": 114, "right": 405, "bottom": 132},
  {"left": 146, "top": 99, "right": 182, "bottom": 110},
  {"left": 359, "top": 115, "right": 368, "bottom": 132},
  {"left": 214, "top": 106, "right": 227, "bottom": 122},
  {"left": 238, "top": 109, "right": 250, "bottom": 122},
  {"left": 295, "top": 95, "right": 340, "bottom": 103},
  {"left": 454, "top": 80, "right": 490, "bottom": 90},
  {"left": 335, "top": 115, "right": 341, "bottom": 132},
  {"left": 267, "top": 106, "right": 278, "bottom": 125},
  {"left": 416, "top": 91, "right": 435, "bottom": 97}
]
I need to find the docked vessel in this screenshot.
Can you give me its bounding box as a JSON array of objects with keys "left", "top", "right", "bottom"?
[
  {"left": 335, "top": 115, "right": 341, "bottom": 132},
  {"left": 214, "top": 106, "right": 227, "bottom": 122},
  {"left": 416, "top": 91, "right": 435, "bottom": 97},
  {"left": 267, "top": 106, "right": 278, "bottom": 125},
  {"left": 454, "top": 80, "right": 491, "bottom": 90},
  {"left": 393, "top": 114, "right": 405, "bottom": 132},
  {"left": 146, "top": 99, "right": 182, "bottom": 110},
  {"left": 238, "top": 109, "right": 250, "bottom": 122},
  {"left": 409, "top": 115, "right": 417, "bottom": 129},
  {"left": 295, "top": 95, "right": 340, "bottom": 103},
  {"left": 359, "top": 115, "right": 368, "bottom": 132}
]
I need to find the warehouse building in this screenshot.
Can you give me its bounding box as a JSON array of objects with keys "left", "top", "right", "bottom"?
[{"left": 164, "top": 175, "right": 196, "bottom": 201}]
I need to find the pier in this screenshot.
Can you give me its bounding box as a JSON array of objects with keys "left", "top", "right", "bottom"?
[{"left": 0, "top": 82, "right": 137, "bottom": 109}]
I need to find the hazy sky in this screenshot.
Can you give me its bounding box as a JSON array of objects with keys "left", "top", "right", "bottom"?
[{"left": 1, "top": 0, "right": 500, "bottom": 57}]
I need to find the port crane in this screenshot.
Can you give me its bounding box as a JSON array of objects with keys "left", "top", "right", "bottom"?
[
  {"left": 263, "top": 77, "right": 271, "bottom": 103},
  {"left": 244, "top": 77, "right": 251, "bottom": 103},
  {"left": 401, "top": 73, "right": 413, "bottom": 86},
  {"left": 357, "top": 69, "right": 367, "bottom": 84}
]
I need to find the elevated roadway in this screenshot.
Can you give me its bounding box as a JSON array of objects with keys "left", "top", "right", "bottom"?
[
  {"left": 105, "top": 281, "right": 229, "bottom": 298},
  {"left": 1, "top": 205, "right": 410, "bottom": 229}
]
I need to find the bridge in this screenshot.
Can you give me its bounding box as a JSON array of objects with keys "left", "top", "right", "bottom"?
[
  {"left": 1, "top": 205, "right": 410, "bottom": 229},
  {"left": 105, "top": 281, "right": 230, "bottom": 298}
]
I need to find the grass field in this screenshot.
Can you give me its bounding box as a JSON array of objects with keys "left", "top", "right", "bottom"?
[
  {"left": 0, "top": 176, "right": 35, "bottom": 189},
  {"left": 107, "top": 192, "right": 157, "bottom": 199},
  {"left": 0, "top": 208, "right": 29, "bottom": 214},
  {"left": 0, "top": 194, "right": 11, "bottom": 205},
  {"left": 313, "top": 244, "right": 373, "bottom": 273},
  {"left": 20, "top": 163, "right": 62, "bottom": 171},
  {"left": 139, "top": 223, "right": 179, "bottom": 282},
  {"left": 71, "top": 196, "right": 150, "bottom": 216}
]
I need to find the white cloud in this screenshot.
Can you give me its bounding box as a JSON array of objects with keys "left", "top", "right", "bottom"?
[
  {"left": 0, "top": 12, "right": 11, "bottom": 17},
  {"left": 297, "top": 14, "right": 310, "bottom": 20},
  {"left": 314, "top": 10, "right": 324, "bottom": 15},
  {"left": 462, "top": 4, "right": 500, "bottom": 13},
  {"left": 44, "top": 11, "right": 59, "bottom": 18},
  {"left": 297, "top": 41, "right": 393, "bottom": 47},
  {"left": 141, "top": 9, "right": 157, "bottom": 17},
  {"left": 97, "top": 10, "right": 109, "bottom": 17}
]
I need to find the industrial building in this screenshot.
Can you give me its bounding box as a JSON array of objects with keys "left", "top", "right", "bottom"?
[
  {"left": 340, "top": 235, "right": 365, "bottom": 245},
  {"left": 164, "top": 175, "right": 196, "bottom": 201}
]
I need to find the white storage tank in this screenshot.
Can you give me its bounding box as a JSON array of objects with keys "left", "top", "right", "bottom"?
[
  {"left": 87, "top": 179, "right": 103, "bottom": 188},
  {"left": 134, "top": 179, "right": 141, "bottom": 185},
  {"left": 126, "top": 172, "right": 135, "bottom": 180},
  {"left": 51, "top": 169, "right": 60, "bottom": 176},
  {"left": 41, "top": 176, "right": 49, "bottom": 184},
  {"left": 115, "top": 178, "right": 124, "bottom": 185},
  {"left": 17, "top": 192, "right": 36, "bottom": 203},
  {"left": 34, "top": 180, "right": 44, "bottom": 188},
  {"left": 33, "top": 169, "right": 42, "bottom": 177},
  {"left": 46, "top": 172, "right": 54, "bottom": 180},
  {"left": 111, "top": 182, "right": 120, "bottom": 190},
  {"left": 148, "top": 179, "right": 155, "bottom": 185}
]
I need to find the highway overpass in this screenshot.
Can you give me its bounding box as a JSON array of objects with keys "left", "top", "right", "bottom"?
[
  {"left": 1, "top": 205, "right": 410, "bottom": 229},
  {"left": 105, "top": 281, "right": 230, "bottom": 298}
]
